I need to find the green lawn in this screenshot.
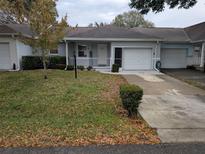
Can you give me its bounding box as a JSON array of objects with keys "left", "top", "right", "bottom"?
[{"left": 0, "top": 70, "right": 159, "bottom": 147}]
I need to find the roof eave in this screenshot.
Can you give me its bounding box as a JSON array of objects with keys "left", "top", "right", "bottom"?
[
  {"left": 0, "top": 33, "right": 18, "bottom": 36},
  {"left": 161, "top": 40, "right": 191, "bottom": 43},
  {"left": 191, "top": 40, "right": 205, "bottom": 43},
  {"left": 64, "top": 37, "right": 162, "bottom": 42}
]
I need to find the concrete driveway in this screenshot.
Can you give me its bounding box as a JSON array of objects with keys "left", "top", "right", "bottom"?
[{"left": 123, "top": 73, "right": 205, "bottom": 143}]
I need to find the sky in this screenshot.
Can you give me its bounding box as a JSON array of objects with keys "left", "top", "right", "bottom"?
[{"left": 56, "top": 0, "right": 205, "bottom": 28}]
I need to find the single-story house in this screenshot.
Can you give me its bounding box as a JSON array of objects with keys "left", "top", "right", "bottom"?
[{"left": 0, "top": 22, "right": 204, "bottom": 71}]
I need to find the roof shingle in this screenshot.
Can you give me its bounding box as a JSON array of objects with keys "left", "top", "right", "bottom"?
[
  {"left": 0, "top": 22, "right": 205, "bottom": 42},
  {"left": 185, "top": 22, "right": 205, "bottom": 42}
]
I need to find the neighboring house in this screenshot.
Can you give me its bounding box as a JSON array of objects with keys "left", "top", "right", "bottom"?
[{"left": 0, "top": 22, "right": 204, "bottom": 71}]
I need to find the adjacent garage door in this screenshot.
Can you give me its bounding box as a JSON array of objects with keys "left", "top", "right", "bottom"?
[
  {"left": 161, "top": 48, "right": 187, "bottom": 68},
  {"left": 0, "top": 43, "right": 10, "bottom": 70},
  {"left": 123, "top": 48, "right": 152, "bottom": 70}
]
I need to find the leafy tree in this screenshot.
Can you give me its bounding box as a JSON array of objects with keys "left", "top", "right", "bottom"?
[
  {"left": 88, "top": 23, "right": 94, "bottom": 27},
  {"left": 0, "top": 0, "right": 68, "bottom": 79},
  {"left": 130, "top": 0, "right": 197, "bottom": 14},
  {"left": 88, "top": 22, "right": 108, "bottom": 27},
  {"left": 0, "top": 0, "right": 34, "bottom": 23},
  {"left": 112, "top": 11, "right": 154, "bottom": 28}
]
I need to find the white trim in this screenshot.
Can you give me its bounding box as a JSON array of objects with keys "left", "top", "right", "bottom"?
[
  {"left": 64, "top": 37, "right": 161, "bottom": 42},
  {"left": 65, "top": 41, "right": 68, "bottom": 66},
  {"left": 200, "top": 42, "right": 205, "bottom": 67},
  {"left": 111, "top": 45, "right": 155, "bottom": 49},
  {"left": 15, "top": 39, "right": 20, "bottom": 70},
  {"left": 49, "top": 49, "right": 59, "bottom": 55}
]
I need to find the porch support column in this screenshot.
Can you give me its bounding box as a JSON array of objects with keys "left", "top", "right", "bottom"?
[
  {"left": 65, "top": 40, "right": 69, "bottom": 67},
  {"left": 200, "top": 42, "right": 205, "bottom": 67},
  {"left": 110, "top": 46, "right": 115, "bottom": 71}
]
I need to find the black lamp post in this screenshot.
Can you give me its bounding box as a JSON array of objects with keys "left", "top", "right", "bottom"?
[{"left": 74, "top": 55, "right": 77, "bottom": 79}]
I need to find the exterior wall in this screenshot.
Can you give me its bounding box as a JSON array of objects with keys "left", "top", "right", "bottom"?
[
  {"left": 0, "top": 37, "right": 18, "bottom": 70},
  {"left": 161, "top": 43, "right": 197, "bottom": 66},
  {"left": 56, "top": 42, "right": 76, "bottom": 57},
  {"left": 16, "top": 40, "right": 32, "bottom": 69}
]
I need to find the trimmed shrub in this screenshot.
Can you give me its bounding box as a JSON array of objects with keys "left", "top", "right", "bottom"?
[
  {"left": 112, "top": 64, "right": 120, "bottom": 72},
  {"left": 120, "top": 84, "right": 143, "bottom": 117},
  {"left": 21, "top": 56, "right": 66, "bottom": 70},
  {"left": 87, "top": 66, "right": 93, "bottom": 71},
  {"left": 48, "top": 56, "right": 66, "bottom": 70},
  {"left": 77, "top": 65, "right": 85, "bottom": 71},
  {"left": 66, "top": 65, "right": 74, "bottom": 71},
  {"left": 50, "top": 64, "right": 66, "bottom": 70},
  {"left": 187, "top": 65, "right": 196, "bottom": 70},
  {"left": 22, "top": 56, "right": 43, "bottom": 70},
  {"left": 49, "top": 56, "right": 66, "bottom": 65}
]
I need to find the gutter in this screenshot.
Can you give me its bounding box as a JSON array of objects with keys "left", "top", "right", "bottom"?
[
  {"left": 63, "top": 37, "right": 162, "bottom": 42},
  {"left": 191, "top": 40, "right": 205, "bottom": 43},
  {"left": 0, "top": 33, "right": 18, "bottom": 36},
  {"left": 153, "top": 40, "right": 160, "bottom": 72}
]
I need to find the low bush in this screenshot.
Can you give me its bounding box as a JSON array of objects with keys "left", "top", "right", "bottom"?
[
  {"left": 22, "top": 56, "right": 43, "bottom": 70},
  {"left": 50, "top": 64, "right": 66, "bottom": 70},
  {"left": 120, "top": 84, "right": 143, "bottom": 117},
  {"left": 66, "top": 65, "right": 74, "bottom": 70},
  {"left": 49, "top": 56, "right": 66, "bottom": 65},
  {"left": 112, "top": 64, "right": 120, "bottom": 72},
  {"left": 77, "top": 65, "right": 85, "bottom": 71},
  {"left": 21, "top": 56, "right": 66, "bottom": 70},
  {"left": 87, "top": 66, "right": 93, "bottom": 71},
  {"left": 187, "top": 65, "right": 196, "bottom": 70}
]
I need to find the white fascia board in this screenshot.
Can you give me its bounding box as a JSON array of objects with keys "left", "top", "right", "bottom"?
[{"left": 63, "top": 37, "right": 162, "bottom": 42}]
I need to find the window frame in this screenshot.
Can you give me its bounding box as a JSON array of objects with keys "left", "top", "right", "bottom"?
[
  {"left": 50, "top": 49, "right": 59, "bottom": 55},
  {"left": 77, "top": 44, "right": 88, "bottom": 58}
]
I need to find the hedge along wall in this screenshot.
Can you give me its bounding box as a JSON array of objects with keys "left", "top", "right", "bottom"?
[{"left": 21, "top": 56, "right": 66, "bottom": 70}]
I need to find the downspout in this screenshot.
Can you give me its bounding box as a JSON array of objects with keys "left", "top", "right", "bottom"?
[
  {"left": 200, "top": 42, "right": 205, "bottom": 67},
  {"left": 65, "top": 39, "right": 69, "bottom": 70},
  {"left": 13, "top": 35, "right": 20, "bottom": 71},
  {"left": 153, "top": 41, "right": 160, "bottom": 72}
]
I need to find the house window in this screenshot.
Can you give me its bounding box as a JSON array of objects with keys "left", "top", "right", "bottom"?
[
  {"left": 50, "top": 49, "right": 58, "bottom": 55},
  {"left": 78, "top": 45, "right": 87, "bottom": 57}
]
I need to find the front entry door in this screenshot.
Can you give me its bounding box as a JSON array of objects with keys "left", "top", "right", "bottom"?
[
  {"left": 115, "top": 48, "right": 122, "bottom": 67},
  {"left": 97, "top": 44, "right": 107, "bottom": 65}
]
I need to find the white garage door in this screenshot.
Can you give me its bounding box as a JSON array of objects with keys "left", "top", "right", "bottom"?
[
  {"left": 161, "top": 48, "right": 187, "bottom": 68},
  {"left": 0, "top": 43, "right": 10, "bottom": 70},
  {"left": 123, "top": 48, "right": 152, "bottom": 70}
]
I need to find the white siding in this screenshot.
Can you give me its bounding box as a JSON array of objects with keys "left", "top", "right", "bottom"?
[{"left": 16, "top": 40, "right": 32, "bottom": 68}]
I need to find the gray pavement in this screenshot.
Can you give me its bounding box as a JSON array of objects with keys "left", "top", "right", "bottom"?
[
  {"left": 123, "top": 73, "right": 205, "bottom": 143},
  {"left": 0, "top": 144, "right": 205, "bottom": 154},
  {"left": 162, "top": 69, "right": 205, "bottom": 88}
]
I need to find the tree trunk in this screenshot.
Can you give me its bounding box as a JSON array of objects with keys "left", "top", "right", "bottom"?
[{"left": 42, "top": 51, "right": 48, "bottom": 79}]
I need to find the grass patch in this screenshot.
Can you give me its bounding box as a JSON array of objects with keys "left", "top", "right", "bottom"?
[{"left": 0, "top": 70, "right": 159, "bottom": 147}]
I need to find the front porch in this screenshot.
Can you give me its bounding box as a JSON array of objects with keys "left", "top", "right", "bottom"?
[{"left": 64, "top": 41, "right": 112, "bottom": 70}]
